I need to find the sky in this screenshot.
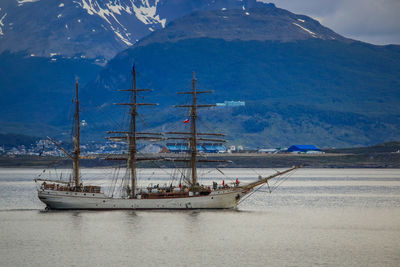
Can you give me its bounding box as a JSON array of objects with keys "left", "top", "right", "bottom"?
[{"left": 259, "top": 0, "right": 400, "bottom": 45}]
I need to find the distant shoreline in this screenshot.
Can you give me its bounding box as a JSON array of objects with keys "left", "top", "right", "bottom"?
[{"left": 1, "top": 152, "right": 399, "bottom": 168}]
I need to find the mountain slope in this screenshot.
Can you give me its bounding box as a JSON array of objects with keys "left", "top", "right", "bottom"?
[
  {"left": 0, "top": 51, "right": 103, "bottom": 136},
  {"left": 0, "top": 0, "right": 269, "bottom": 60},
  {"left": 2, "top": 4, "right": 400, "bottom": 147},
  {"left": 83, "top": 7, "right": 400, "bottom": 147},
  {"left": 138, "top": 6, "right": 349, "bottom": 46}
]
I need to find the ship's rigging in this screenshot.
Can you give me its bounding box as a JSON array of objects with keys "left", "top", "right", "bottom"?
[
  {"left": 35, "top": 65, "right": 301, "bottom": 210},
  {"left": 106, "top": 67, "right": 230, "bottom": 196}
]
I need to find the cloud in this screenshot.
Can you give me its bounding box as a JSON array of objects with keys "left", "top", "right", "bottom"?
[{"left": 258, "top": 0, "right": 400, "bottom": 45}]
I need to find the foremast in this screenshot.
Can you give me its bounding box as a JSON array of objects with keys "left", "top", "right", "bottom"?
[{"left": 43, "top": 80, "right": 82, "bottom": 189}]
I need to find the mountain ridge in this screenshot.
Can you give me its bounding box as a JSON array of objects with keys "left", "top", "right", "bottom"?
[
  {"left": 0, "top": 0, "right": 271, "bottom": 60},
  {"left": 137, "top": 5, "right": 350, "bottom": 46},
  {"left": 81, "top": 6, "right": 400, "bottom": 147},
  {"left": 1, "top": 4, "right": 399, "bottom": 148}
]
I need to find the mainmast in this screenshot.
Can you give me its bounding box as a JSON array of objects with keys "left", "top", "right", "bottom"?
[
  {"left": 129, "top": 66, "right": 138, "bottom": 197},
  {"left": 73, "top": 80, "right": 80, "bottom": 188},
  {"left": 110, "top": 65, "right": 159, "bottom": 198}
]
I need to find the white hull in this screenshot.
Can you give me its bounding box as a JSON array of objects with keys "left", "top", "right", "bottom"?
[{"left": 38, "top": 188, "right": 250, "bottom": 210}]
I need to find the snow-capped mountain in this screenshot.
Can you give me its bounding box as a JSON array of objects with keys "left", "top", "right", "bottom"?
[
  {"left": 137, "top": 6, "right": 349, "bottom": 46},
  {"left": 1, "top": 1, "right": 399, "bottom": 147},
  {"left": 0, "top": 0, "right": 267, "bottom": 60},
  {"left": 82, "top": 5, "right": 400, "bottom": 147}
]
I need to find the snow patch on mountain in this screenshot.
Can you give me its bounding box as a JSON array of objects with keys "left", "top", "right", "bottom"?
[
  {"left": 293, "top": 22, "right": 316, "bottom": 37},
  {"left": 114, "top": 30, "right": 132, "bottom": 45},
  {"left": 17, "top": 0, "right": 40, "bottom": 6},
  {"left": 110, "top": 25, "right": 132, "bottom": 46},
  {"left": 78, "top": 0, "right": 126, "bottom": 25},
  {"left": 74, "top": 0, "right": 166, "bottom": 47},
  {"left": 77, "top": 0, "right": 166, "bottom": 28},
  {"left": 132, "top": 0, "right": 166, "bottom": 28},
  {"left": 0, "top": 11, "right": 6, "bottom": 36}
]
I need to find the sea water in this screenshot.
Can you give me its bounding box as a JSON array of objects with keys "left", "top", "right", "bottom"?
[{"left": 0, "top": 168, "right": 399, "bottom": 266}]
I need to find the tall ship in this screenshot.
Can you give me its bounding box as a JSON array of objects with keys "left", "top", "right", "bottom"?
[{"left": 35, "top": 67, "right": 300, "bottom": 210}]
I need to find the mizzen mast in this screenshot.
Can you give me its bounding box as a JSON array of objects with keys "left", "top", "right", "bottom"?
[
  {"left": 174, "top": 72, "right": 221, "bottom": 187},
  {"left": 190, "top": 72, "right": 198, "bottom": 185}
]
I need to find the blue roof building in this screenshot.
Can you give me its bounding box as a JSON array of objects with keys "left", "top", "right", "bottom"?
[
  {"left": 287, "top": 145, "right": 321, "bottom": 153},
  {"left": 166, "top": 143, "right": 227, "bottom": 153},
  {"left": 216, "top": 101, "right": 245, "bottom": 107}
]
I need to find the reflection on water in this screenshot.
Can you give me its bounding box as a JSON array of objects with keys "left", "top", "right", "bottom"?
[{"left": 0, "top": 168, "right": 399, "bottom": 266}]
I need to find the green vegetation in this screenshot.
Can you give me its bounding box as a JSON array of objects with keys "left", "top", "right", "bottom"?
[
  {"left": 87, "top": 38, "right": 400, "bottom": 147},
  {"left": 0, "top": 51, "right": 103, "bottom": 136},
  {"left": 2, "top": 36, "right": 400, "bottom": 147}
]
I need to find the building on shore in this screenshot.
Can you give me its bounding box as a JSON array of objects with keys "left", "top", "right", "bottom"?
[
  {"left": 165, "top": 143, "right": 227, "bottom": 153},
  {"left": 216, "top": 101, "right": 245, "bottom": 107},
  {"left": 287, "top": 145, "right": 323, "bottom": 154},
  {"left": 257, "top": 148, "right": 278, "bottom": 154}
]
